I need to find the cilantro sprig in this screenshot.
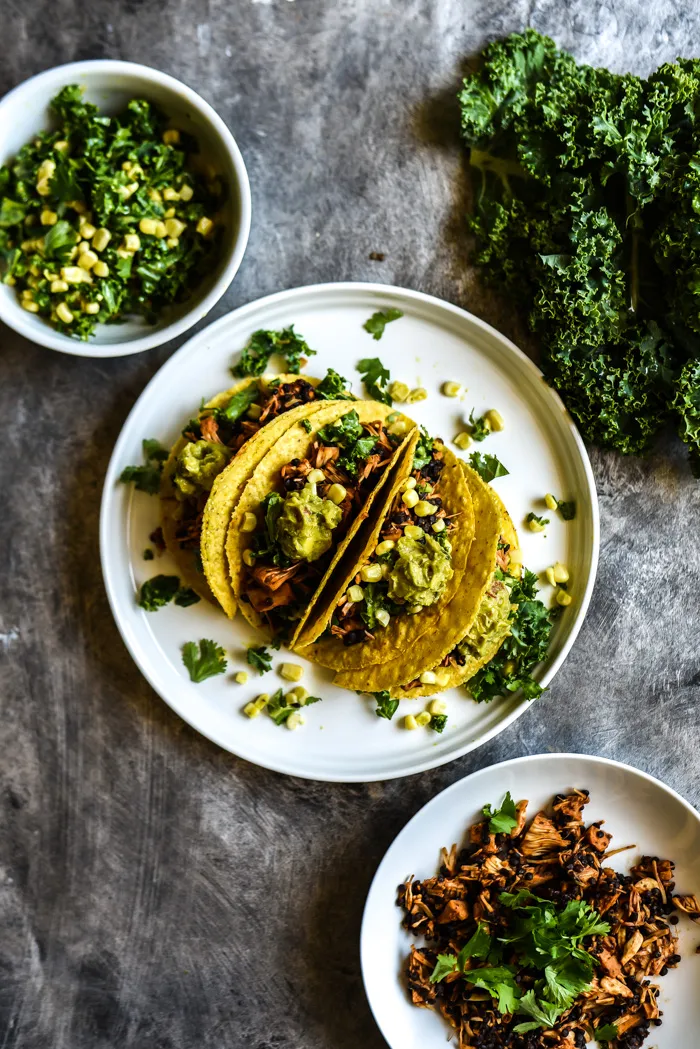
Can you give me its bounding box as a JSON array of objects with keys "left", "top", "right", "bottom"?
[
  {"left": 247, "top": 645, "right": 274, "bottom": 675},
  {"left": 482, "top": 791, "right": 518, "bottom": 834},
  {"left": 358, "top": 357, "right": 392, "bottom": 404},
  {"left": 362, "top": 308, "right": 403, "bottom": 340},
  {"left": 373, "top": 691, "right": 399, "bottom": 720},
  {"left": 182, "top": 639, "right": 227, "bottom": 683}
]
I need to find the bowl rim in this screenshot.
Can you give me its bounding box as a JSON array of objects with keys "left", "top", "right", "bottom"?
[{"left": 0, "top": 59, "right": 251, "bottom": 358}]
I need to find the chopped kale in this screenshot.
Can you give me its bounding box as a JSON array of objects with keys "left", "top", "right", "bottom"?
[
  {"left": 373, "top": 691, "right": 400, "bottom": 720},
  {"left": 412, "top": 428, "right": 435, "bottom": 471},
  {"left": 246, "top": 645, "right": 274, "bottom": 675},
  {"left": 119, "top": 438, "right": 168, "bottom": 495},
  {"left": 429, "top": 713, "right": 448, "bottom": 733},
  {"left": 301, "top": 418, "right": 313, "bottom": 433},
  {"left": 182, "top": 639, "right": 227, "bottom": 683},
  {"left": 362, "top": 308, "right": 403, "bottom": 340},
  {"left": 526, "top": 512, "right": 549, "bottom": 528},
  {"left": 317, "top": 409, "right": 380, "bottom": 476},
  {"left": 315, "top": 367, "right": 355, "bottom": 400},
  {"left": 174, "top": 587, "right": 200, "bottom": 608},
  {"left": 558, "top": 500, "right": 576, "bottom": 521},
  {"left": 232, "top": 326, "right": 316, "bottom": 377},
  {"left": 468, "top": 410, "right": 491, "bottom": 442},
  {"left": 467, "top": 451, "right": 509, "bottom": 483},
  {"left": 143, "top": 548, "right": 154, "bottom": 561},
  {"left": 138, "top": 574, "right": 180, "bottom": 611}
]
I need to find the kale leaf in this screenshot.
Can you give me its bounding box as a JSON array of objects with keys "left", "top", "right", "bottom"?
[
  {"left": 182, "top": 639, "right": 227, "bottom": 683},
  {"left": 232, "top": 326, "right": 316, "bottom": 377},
  {"left": 247, "top": 645, "right": 274, "bottom": 675},
  {"left": 468, "top": 410, "right": 491, "bottom": 442},
  {"left": 317, "top": 409, "right": 379, "bottom": 476},
  {"left": 315, "top": 368, "right": 355, "bottom": 400},
  {"left": 120, "top": 438, "right": 168, "bottom": 495},
  {"left": 429, "top": 713, "right": 448, "bottom": 733},
  {"left": 138, "top": 574, "right": 180, "bottom": 611},
  {"left": 413, "top": 428, "right": 435, "bottom": 471},
  {"left": 362, "top": 308, "right": 403, "bottom": 340},
  {"left": 358, "top": 356, "right": 392, "bottom": 404},
  {"left": 373, "top": 691, "right": 399, "bottom": 720},
  {"left": 467, "top": 451, "right": 509, "bottom": 482}
]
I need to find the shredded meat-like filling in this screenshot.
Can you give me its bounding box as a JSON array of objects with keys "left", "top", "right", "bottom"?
[{"left": 398, "top": 790, "right": 688, "bottom": 1049}]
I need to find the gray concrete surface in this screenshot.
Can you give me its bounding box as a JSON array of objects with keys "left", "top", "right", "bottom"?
[{"left": 1, "top": 2, "right": 699, "bottom": 1046}]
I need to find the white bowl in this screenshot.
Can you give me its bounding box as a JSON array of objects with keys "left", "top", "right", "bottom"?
[{"left": 0, "top": 61, "right": 251, "bottom": 357}]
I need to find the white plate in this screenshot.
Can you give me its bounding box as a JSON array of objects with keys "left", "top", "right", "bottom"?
[
  {"left": 361, "top": 753, "right": 700, "bottom": 1049},
  {"left": 100, "top": 282, "right": 599, "bottom": 782}
]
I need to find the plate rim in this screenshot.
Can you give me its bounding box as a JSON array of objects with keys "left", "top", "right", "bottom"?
[
  {"left": 360, "top": 751, "right": 700, "bottom": 1048},
  {"left": 100, "top": 281, "right": 600, "bottom": 781}
]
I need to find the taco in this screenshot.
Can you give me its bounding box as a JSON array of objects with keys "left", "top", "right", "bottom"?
[
  {"left": 226, "top": 402, "right": 417, "bottom": 643},
  {"left": 331, "top": 458, "right": 502, "bottom": 694},
  {"left": 160, "top": 369, "right": 353, "bottom": 607},
  {"left": 293, "top": 432, "right": 475, "bottom": 670}
]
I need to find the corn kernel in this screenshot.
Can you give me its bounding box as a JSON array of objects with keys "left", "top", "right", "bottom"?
[
  {"left": 68, "top": 200, "right": 87, "bottom": 214},
  {"left": 148, "top": 188, "right": 163, "bottom": 203},
  {"left": 165, "top": 217, "right": 186, "bottom": 238},
  {"left": 239, "top": 512, "right": 257, "bottom": 533},
  {"left": 429, "top": 698, "right": 448, "bottom": 715},
  {"left": 414, "top": 500, "right": 437, "bottom": 518},
  {"left": 286, "top": 686, "right": 308, "bottom": 706},
  {"left": 528, "top": 517, "right": 547, "bottom": 533},
  {"left": 93, "top": 261, "right": 109, "bottom": 278},
  {"left": 432, "top": 519, "right": 446, "bottom": 534},
  {"left": 380, "top": 562, "right": 390, "bottom": 578},
  {"left": 388, "top": 380, "right": 410, "bottom": 402},
  {"left": 178, "top": 183, "right": 194, "bottom": 201},
  {"left": 407, "top": 603, "right": 424, "bottom": 614},
  {"left": 245, "top": 403, "right": 262, "bottom": 422},
  {"left": 21, "top": 288, "right": 33, "bottom": 299},
  {"left": 404, "top": 714, "right": 418, "bottom": 730},
  {"left": 243, "top": 694, "right": 268, "bottom": 718},
  {"left": 78, "top": 250, "right": 98, "bottom": 270},
  {"left": 375, "top": 540, "right": 395, "bottom": 557},
  {"left": 286, "top": 711, "right": 304, "bottom": 730},
  {"left": 118, "top": 182, "right": 139, "bottom": 200},
  {"left": 415, "top": 711, "right": 432, "bottom": 727},
  {"left": 307, "top": 468, "right": 325, "bottom": 484},
  {"left": 92, "top": 228, "right": 111, "bottom": 253},
  {"left": 442, "top": 381, "right": 463, "bottom": 398},
  {"left": 35, "top": 159, "right": 55, "bottom": 195},
  {"left": 56, "top": 302, "right": 73, "bottom": 324},
  {"left": 20, "top": 239, "right": 37, "bottom": 253},
  {"left": 545, "top": 566, "right": 556, "bottom": 587},
  {"left": 404, "top": 524, "right": 424, "bottom": 540},
  {"left": 243, "top": 549, "right": 256, "bottom": 567},
  {"left": 79, "top": 222, "right": 96, "bottom": 240},
  {"left": 54, "top": 140, "right": 69, "bottom": 153},
  {"left": 280, "top": 663, "right": 303, "bottom": 683},
  {"left": 61, "top": 266, "right": 92, "bottom": 284},
  {"left": 163, "top": 187, "right": 180, "bottom": 201},
  {"left": 556, "top": 589, "right": 573, "bottom": 607},
  {"left": 484, "top": 408, "right": 505, "bottom": 431},
  {"left": 154, "top": 221, "right": 167, "bottom": 238},
  {"left": 163, "top": 128, "right": 181, "bottom": 145},
  {"left": 453, "top": 431, "right": 472, "bottom": 450},
  {"left": 435, "top": 669, "right": 451, "bottom": 687},
  {"left": 123, "top": 233, "right": 141, "bottom": 253},
  {"left": 84, "top": 302, "right": 100, "bottom": 315},
  {"left": 166, "top": 237, "right": 179, "bottom": 249},
  {"left": 419, "top": 670, "right": 437, "bottom": 685},
  {"left": 552, "top": 562, "right": 570, "bottom": 584},
  {"left": 388, "top": 419, "right": 408, "bottom": 436},
  {"left": 234, "top": 671, "right": 248, "bottom": 684},
  {"left": 401, "top": 476, "right": 417, "bottom": 492},
  {"left": 40, "top": 209, "right": 57, "bottom": 226},
  {"left": 164, "top": 207, "right": 176, "bottom": 219},
  {"left": 375, "top": 609, "right": 391, "bottom": 628},
  {"left": 360, "top": 563, "right": 383, "bottom": 583},
  {"left": 139, "top": 218, "right": 159, "bottom": 236},
  {"left": 347, "top": 585, "right": 364, "bottom": 603},
  {"left": 327, "top": 483, "right": 346, "bottom": 505},
  {"left": 196, "top": 216, "right": 214, "bottom": 237},
  {"left": 406, "top": 387, "right": 427, "bottom": 403},
  {"left": 402, "top": 488, "right": 419, "bottom": 508},
  {"left": 50, "top": 279, "right": 68, "bottom": 294},
  {"left": 21, "top": 299, "right": 39, "bottom": 313}
]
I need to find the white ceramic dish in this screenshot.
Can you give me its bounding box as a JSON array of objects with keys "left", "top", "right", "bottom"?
[
  {"left": 361, "top": 753, "right": 700, "bottom": 1049},
  {"left": 0, "top": 61, "right": 251, "bottom": 356},
  {"left": 100, "top": 282, "right": 599, "bottom": 782}
]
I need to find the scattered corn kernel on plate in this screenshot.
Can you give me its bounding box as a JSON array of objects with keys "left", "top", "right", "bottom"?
[
  {"left": 100, "top": 282, "right": 599, "bottom": 781},
  {"left": 361, "top": 754, "right": 700, "bottom": 1048}
]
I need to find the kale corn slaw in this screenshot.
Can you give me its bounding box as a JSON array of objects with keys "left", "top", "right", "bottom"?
[{"left": 0, "top": 85, "right": 222, "bottom": 339}]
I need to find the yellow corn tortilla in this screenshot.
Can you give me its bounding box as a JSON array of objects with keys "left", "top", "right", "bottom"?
[
  {"left": 300, "top": 443, "right": 475, "bottom": 674},
  {"left": 160, "top": 374, "right": 321, "bottom": 608},
  {"left": 391, "top": 477, "right": 522, "bottom": 698},
  {"left": 333, "top": 459, "right": 500, "bottom": 693},
  {"left": 291, "top": 429, "right": 420, "bottom": 652},
  {"left": 226, "top": 401, "right": 416, "bottom": 638}
]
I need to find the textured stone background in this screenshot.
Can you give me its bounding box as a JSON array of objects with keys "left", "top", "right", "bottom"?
[{"left": 1, "top": 2, "right": 699, "bottom": 1047}]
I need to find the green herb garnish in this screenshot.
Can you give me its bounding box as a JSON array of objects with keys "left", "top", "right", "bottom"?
[
  {"left": 232, "top": 326, "right": 315, "bottom": 377},
  {"left": 482, "top": 791, "right": 518, "bottom": 834},
  {"left": 143, "top": 548, "right": 154, "bottom": 560},
  {"left": 138, "top": 574, "right": 201, "bottom": 611},
  {"left": 467, "top": 451, "right": 509, "bottom": 483},
  {"left": 247, "top": 645, "right": 274, "bottom": 675},
  {"left": 362, "top": 308, "right": 403, "bottom": 341},
  {"left": 358, "top": 356, "right": 392, "bottom": 404},
  {"left": 412, "top": 427, "right": 435, "bottom": 471},
  {"left": 373, "top": 691, "right": 399, "bottom": 720},
  {"left": 429, "top": 714, "right": 448, "bottom": 733},
  {"left": 468, "top": 410, "right": 490, "bottom": 442},
  {"left": 558, "top": 500, "right": 576, "bottom": 521},
  {"left": 120, "top": 438, "right": 168, "bottom": 495},
  {"left": 301, "top": 418, "right": 313, "bottom": 433},
  {"left": 594, "top": 1024, "right": 619, "bottom": 1042},
  {"left": 174, "top": 587, "right": 200, "bottom": 607},
  {"left": 526, "top": 512, "right": 549, "bottom": 528},
  {"left": 317, "top": 409, "right": 381, "bottom": 476},
  {"left": 315, "top": 368, "right": 355, "bottom": 400},
  {"left": 182, "top": 639, "right": 227, "bottom": 683}
]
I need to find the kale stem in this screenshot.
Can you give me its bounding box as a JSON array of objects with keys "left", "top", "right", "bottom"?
[{"left": 626, "top": 189, "right": 639, "bottom": 315}]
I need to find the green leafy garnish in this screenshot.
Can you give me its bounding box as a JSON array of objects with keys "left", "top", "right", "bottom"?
[
  {"left": 373, "top": 691, "right": 399, "bottom": 720},
  {"left": 315, "top": 368, "right": 355, "bottom": 400},
  {"left": 594, "top": 1023, "right": 619, "bottom": 1042},
  {"left": 467, "top": 451, "right": 509, "bottom": 483},
  {"left": 246, "top": 645, "right": 274, "bottom": 675},
  {"left": 221, "top": 383, "right": 259, "bottom": 423},
  {"left": 527, "top": 512, "right": 549, "bottom": 528},
  {"left": 429, "top": 713, "right": 448, "bottom": 733},
  {"left": 138, "top": 575, "right": 180, "bottom": 611},
  {"left": 143, "top": 548, "right": 154, "bottom": 561},
  {"left": 458, "top": 922, "right": 492, "bottom": 965},
  {"left": 468, "top": 410, "right": 490, "bottom": 442},
  {"left": 483, "top": 791, "right": 518, "bottom": 834},
  {"left": 412, "top": 428, "right": 435, "bottom": 471},
  {"left": 182, "top": 639, "right": 227, "bottom": 683},
  {"left": 464, "top": 966, "right": 521, "bottom": 1015},
  {"left": 429, "top": 954, "right": 459, "bottom": 983},
  {"left": 469, "top": 569, "right": 553, "bottom": 702},
  {"left": 317, "top": 409, "right": 380, "bottom": 476},
  {"left": 358, "top": 357, "right": 392, "bottom": 404},
  {"left": 362, "top": 308, "right": 403, "bottom": 340},
  {"left": 174, "top": 587, "right": 200, "bottom": 608},
  {"left": 232, "top": 327, "right": 315, "bottom": 377},
  {"left": 267, "top": 688, "right": 294, "bottom": 725},
  {"left": 301, "top": 418, "right": 313, "bottom": 433},
  {"left": 558, "top": 500, "right": 576, "bottom": 521},
  {"left": 119, "top": 438, "right": 168, "bottom": 495}
]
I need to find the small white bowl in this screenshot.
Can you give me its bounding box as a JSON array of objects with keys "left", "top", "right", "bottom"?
[{"left": 0, "top": 61, "right": 251, "bottom": 357}]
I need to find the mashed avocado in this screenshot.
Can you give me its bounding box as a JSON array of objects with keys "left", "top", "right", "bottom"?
[
  {"left": 174, "top": 440, "right": 231, "bottom": 497},
  {"left": 386, "top": 535, "right": 453, "bottom": 608},
  {"left": 458, "top": 578, "right": 512, "bottom": 658},
  {"left": 276, "top": 485, "right": 343, "bottom": 562}
]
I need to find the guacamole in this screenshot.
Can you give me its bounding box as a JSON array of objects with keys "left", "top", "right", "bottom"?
[
  {"left": 386, "top": 535, "right": 453, "bottom": 608},
  {"left": 276, "top": 485, "right": 343, "bottom": 562},
  {"left": 458, "top": 578, "right": 512, "bottom": 659},
  {"left": 174, "top": 440, "right": 231, "bottom": 497}
]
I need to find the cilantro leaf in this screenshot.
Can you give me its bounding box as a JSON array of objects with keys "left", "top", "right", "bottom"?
[
  {"left": 467, "top": 451, "right": 509, "bottom": 483},
  {"left": 182, "top": 639, "right": 227, "bottom": 683},
  {"left": 120, "top": 438, "right": 168, "bottom": 495},
  {"left": 247, "top": 645, "right": 274, "bottom": 675},
  {"left": 413, "top": 428, "right": 435, "bottom": 471},
  {"left": 43, "top": 219, "right": 77, "bottom": 263},
  {"left": 513, "top": 989, "right": 562, "bottom": 1030},
  {"left": 373, "top": 691, "right": 399, "bottom": 720},
  {"left": 429, "top": 713, "right": 448, "bottom": 733},
  {"left": 317, "top": 410, "right": 380, "bottom": 476},
  {"left": 138, "top": 574, "right": 180, "bottom": 611},
  {"left": 594, "top": 1024, "right": 619, "bottom": 1042},
  {"left": 0, "top": 198, "right": 26, "bottom": 227},
  {"left": 358, "top": 356, "right": 392, "bottom": 404},
  {"left": 457, "top": 923, "right": 492, "bottom": 967},
  {"left": 429, "top": 953, "right": 459, "bottom": 983},
  {"left": 468, "top": 410, "right": 490, "bottom": 442},
  {"left": 362, "top": 308, "right": 403, "bottom": 341},
  {"left": 232, "top": 326, "right": 315, "bottom": 377},
  {"left": 482, "top": 791, "right": 518, "bottom": 834},
  {"left": 267, "top": 687, "right": 294, "bottom": 725},
  {"left": 463, "top": 966, "right": 520, "bottom": 1015}
]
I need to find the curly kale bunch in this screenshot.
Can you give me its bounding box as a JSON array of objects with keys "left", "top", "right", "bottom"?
[{"left": 459, "top": 30, "right": 700, "bottom": 474}]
